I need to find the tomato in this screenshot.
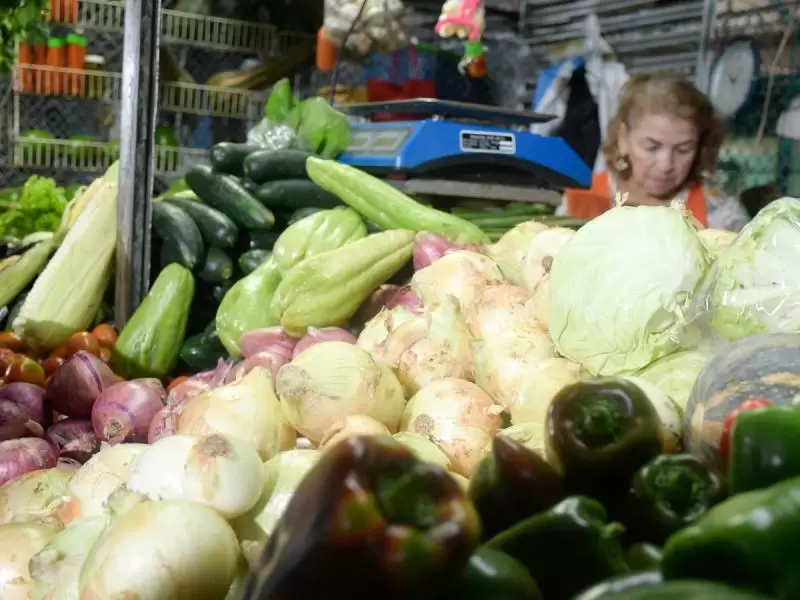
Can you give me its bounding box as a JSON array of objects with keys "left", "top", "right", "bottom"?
[
  {"left": 167, "top": 376, "right": 189, "bottom": 394},
  {"left": 5, "top": 354, "right": 46, "bottom": 387},
  {"left": 0, "top": 331, "right": 26, "bottom": 353},
  {"left": 65, "top": 331, "right": 101, "bottom": 357},
  {"left": 41, "top": 356, "right": 65, "bottom": 377},
  {"left": 91, "top": 323, "right": 118, "bottom": 350}
]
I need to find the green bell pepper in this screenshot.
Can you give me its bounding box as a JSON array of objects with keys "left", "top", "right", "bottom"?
[
  {"left": 468, "top": 435, "right": 567, "bottom": 540},
  {"left": 729, "top": 406, "right": 800, "bottom": 495},
  {"left": 575, "top": 576, "right": 770, "bottom": 600},
  {"left": 242, "top": 435, "right": 481, "bottom": 600},
  {"left": 447, "top": 547, "right": 542, "bottom": 600},
  {"left": 546, "top": 378, "right": 663, "bottom": 501},
  {"left": 623, "top": 453, "right": 724, "bottom": 545},
  {"left": 485, "top": 496, "right": 628, "bottom": 600},
  {"left": 625, "top": 543, "right": 663, "bottom": 572},
  {"left": 662, "top": 475, "right": 800, "bottom": 598}
]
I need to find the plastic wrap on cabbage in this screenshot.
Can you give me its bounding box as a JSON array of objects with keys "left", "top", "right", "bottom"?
[
  {"left": 635, "top": 350, "right": 708, "bottom": 412},
  {"left": 548, "top": 204, "right": 710, "bottom": 376},
  {"left": 689, "top": 198, "right": 800, "bottom": 341}
]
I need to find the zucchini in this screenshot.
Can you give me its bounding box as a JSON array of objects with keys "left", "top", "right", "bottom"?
[
  {"left": 288, "top": 207, "right": 323, "bottom": 224},
  {"left": 210, "top": 142, "right": 261, "bottom": 176},
  {"left": 248, "top": 230, "right": 281, "bottom": 250},
  {"left": 238, "top": 249, "right": 272, "bottom": 275},
  {"left": 243, "top": 149, "right": 313, "bottom": 183},
  {"left": 163, "top": 196, "right": 239, "bottom": 249},
  {"left": 252, "top": 179, "right": 342, "bottom": 211},
  {"left": 185, "top": 165, "right": 275, "bottom": 230},
  {"left": 198, "top": 248, "right": 235, "bottom": 284},
  {"left": 152, "top": 201, "right": 205, "bottom": 271}
]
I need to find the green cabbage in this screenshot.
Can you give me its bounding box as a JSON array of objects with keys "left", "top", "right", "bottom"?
[
  {"left": 636, "top": 350, "right": 708, "bottom": 412},
  {"left": 548, "top": 205, "right": 709, "bottom": 376},
  {"left": 693, "top": 197, "right": 800, "bottom": 340}
]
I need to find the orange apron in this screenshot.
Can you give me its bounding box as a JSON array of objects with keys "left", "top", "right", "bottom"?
[{"left": 565, "top": 173, "right": 708, "bottom": 227}]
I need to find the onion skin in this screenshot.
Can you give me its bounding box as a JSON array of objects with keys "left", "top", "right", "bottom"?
[
  {"left": 240, "top": 327, "right": 297, "bottom": 360},
  {"left": 0, "top": 382, "right": 47, "bottom": 428},
  {"left": 293, "top": 327, "right": 357, "bottom": 359},
  {"left": 91, "top": 379, "right": 166, "bottom": 444},
  {"left": 45, "top": 419, "right": 100, "bottom": 463},
  {"left": 44, "top": 351, "right": 117, "bottom": 419},
  {"left": 0, "top": 438, "right": 58, "bottom": 486}
]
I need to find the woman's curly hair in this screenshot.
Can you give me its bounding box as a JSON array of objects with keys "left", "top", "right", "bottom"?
[{"left": 604, "top": 73, "right": 725, "bottom": 184}]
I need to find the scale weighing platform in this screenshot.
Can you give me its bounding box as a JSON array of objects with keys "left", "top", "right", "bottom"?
[{"left": 337, "top": 99, "right": 592, "bottom": 204}]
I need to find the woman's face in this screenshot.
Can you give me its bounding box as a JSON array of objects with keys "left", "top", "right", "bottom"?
[{"left": 618, "top": 113, "right": 699, "bottom": 198}]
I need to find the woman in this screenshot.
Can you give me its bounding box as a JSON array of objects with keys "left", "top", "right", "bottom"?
[{"left": 559, "top": 73, "right": 751, "bottom": 231}]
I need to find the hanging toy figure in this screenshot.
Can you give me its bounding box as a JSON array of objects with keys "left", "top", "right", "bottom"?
[{"left": 436, "top": 0, "right": 488, "bottom": 78}]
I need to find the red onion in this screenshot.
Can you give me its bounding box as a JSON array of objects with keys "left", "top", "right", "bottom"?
[
  {"left": 45, "top": 351, "right": 117, "bottom": 419},
  {"left": 413, "top": 232, "right": 462, "bottom": 270},
  {"left": 46, "top": 419, "right": 100, "bottom": 463},
  {"left": 293, "top": 327, "right": 357, "bottom": 358},
  {"left": 225, "top": 350, "right": 290, "bottom": 384},
  {"left": 240, "top": 326, "right": 297, "bottom": 360},
  {"left": 91, "top": 379, "right": 166, "bottom": 444},
  {"left": 0, "top": 382, "right": 47, "bottom": 427},
  {"left": 0, "top": 438, "right": 58, "bottom": 486},
  {"left": 387, "top": 285, "right": 423, "bottom": 313}
]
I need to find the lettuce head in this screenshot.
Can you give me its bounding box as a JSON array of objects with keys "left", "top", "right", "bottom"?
[
  {"left": 694, "top": 197, "right": 800, "bottom": 340},
  {"left": 548, "top": 204, "right": 710, "bottom": 376}
]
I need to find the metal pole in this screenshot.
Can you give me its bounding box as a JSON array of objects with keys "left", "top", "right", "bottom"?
[
  {"left": 115, "top": 0, "right": 161, "bottom": 326},
  {"left": 695, "top": 0, "right": 717, "bottom": 92}
]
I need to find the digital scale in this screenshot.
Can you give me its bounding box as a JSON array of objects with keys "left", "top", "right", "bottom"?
[{"left": 337, "top": 99, "right": 592, "bottom": 204}]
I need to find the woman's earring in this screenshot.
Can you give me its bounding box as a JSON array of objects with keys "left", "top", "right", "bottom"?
[{"left": 615, "top": 155, "right": 630, "bottom": 171}]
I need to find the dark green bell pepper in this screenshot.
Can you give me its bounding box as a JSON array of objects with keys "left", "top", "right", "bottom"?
[
  {"left": 546, "top": 378, "right": 663, "bottom": 501},
  {"left": 485, "top": 496, "right": 628, "bottom": 600},
  {"left": 574, "top": 577, "right": 770, "bottom": 600},
  {"left": 242, "top": 435, "right": 481, "bottom": 600},
  {"left": 662, "top": 474, "right": 800, "bottom": 598},
  {"left": 447, "top": 547, "right": 542, "bottom": 600},
  {"left": 623, "top": 453, "right": 724, "bottom": 545},
  {"left": 468, "top": 435, "right": 567, "bottom": 539},
  {"left": 625, "top": 544, "right": 663, "bottom": 572},
  {"left": 729, "top": 406, "right": 800, "bottom": 495}
]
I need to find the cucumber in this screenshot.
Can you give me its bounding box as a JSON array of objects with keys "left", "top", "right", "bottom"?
[
  {"left": 198, "top": 248, "right": 235, "bottom": 284},
  {"left": 248, "top": 230, "right": 281, "bottom": 250},
  {"left": 288, "top": 207, "right": 323, "bottom": 224},
  {"left": 238, "top": 249, "right": 272, "bottom": 275},
  {"left": 185, "top": 165, "right": 275, "bottom": 230},
  {"left": 210, "top": 142, "right": 261, "bottom": 177},
  {"left": 243, "top": 149, "right": 313, "bottom": 183},
  {"left": 152, "top": 201, "right": 205, "bottom": 271},
  {"left": 163, "top": 196, "right": 239, "bottom": 249},
  {"left": 252, "top": 179, "right": 342, "bottom": 211}
]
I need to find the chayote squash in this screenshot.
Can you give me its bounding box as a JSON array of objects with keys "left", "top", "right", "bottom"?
[
  {"left": 216, "top": 256, "right": 282, "bottom": 356},
  {"left": 110, "top": 263, "right": 195, "bottom": 380},
  {"left": 272, "top": 207, "right": 366, "bottom": 273},
  {"left": 271, "top": 229, "right": 415, "bottom": 336}
]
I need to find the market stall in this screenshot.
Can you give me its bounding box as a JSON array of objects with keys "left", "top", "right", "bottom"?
[{"left": 2, "top": 0, "right": 800, "bottom": 598}]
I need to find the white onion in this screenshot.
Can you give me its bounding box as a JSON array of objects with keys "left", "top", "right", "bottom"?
[
  {"left": 277, "top": 342, "right": 406, "bottom": 443},
  {"left": 0, "top": 465, "right": 74, "bottom": 525},
  {"left": 58, "top": 443, "right": 148, "bottom": 524},
  {"left": 0, "top": 519, "right": 62, "bottom": 600},
  {"left": 78, "top": 500, "right": 240, "bottom": 599},
  {"left": 178, "top": 367, "right": 296, "bottom": 461},
  {"left": 473, "top": 328, "right": 556, "bottom": 407},
  {"left": 231, "top": 449, "right": 320, "bottom": 545},
  {"left": 465, "top": 283, "right": 535, "bottom": 340},
  {"left": 319, "top": 416, "right": 390, "bottom": 450},
  {"left": 127, "top": 434, "right": 264, "bottom": 520},
  {"left": 400, "top": 378, "right": 503, "bottom": 477},
  {"left": 411, "top": 250, "right": 504, "bottom": 313},
  {"left": 509, "top": 358, "right": 587, "bottom": 426}
]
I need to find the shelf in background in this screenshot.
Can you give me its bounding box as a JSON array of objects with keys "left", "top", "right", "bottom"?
[
  {"left": 13, "top": 66, "right": 266, "bottom": 120},
  {"left": 49, "top": 0, "right": 313, "bottom": 54},
  {"left": 12, "top": 138, "right": 208, "bottom": 175}
]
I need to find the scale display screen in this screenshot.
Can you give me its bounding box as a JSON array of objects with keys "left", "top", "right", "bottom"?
[{"left": 346, "top": 127, "right": 413, "bottom": 156}]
